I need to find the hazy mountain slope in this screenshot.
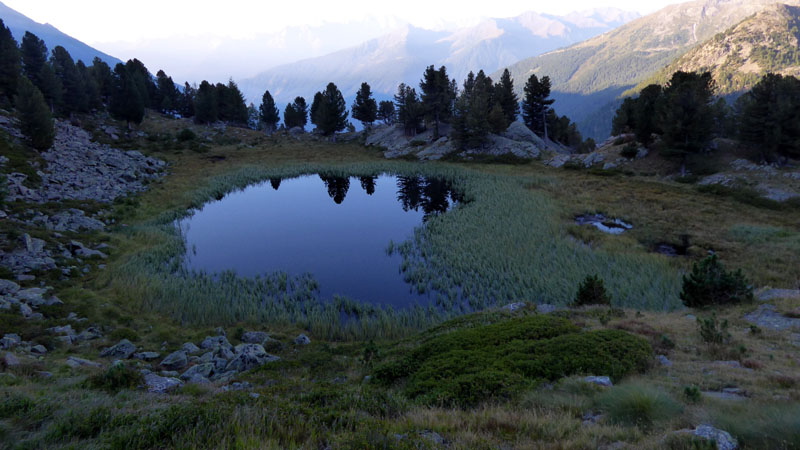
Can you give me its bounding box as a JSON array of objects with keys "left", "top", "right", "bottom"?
[
  {"left": 238, "top": 9, "right": 639, "bottom": 106},
  {"left": 497, "top": 0, "right": 800, "bottom": 140},
  {"left": 0, "top": 1, "right": 119, "bottom": 66},
  {"left": 631, "top": 4, "right": 800, "bottom": 96}
]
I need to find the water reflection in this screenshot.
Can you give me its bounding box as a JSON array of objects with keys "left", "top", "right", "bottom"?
[
  {"left": 270, "top": 178, "right": 281, "bottom": 190},
  {"left": 396, "top": 176, "right": 462, "bottom": 220},
  {"left": 319, "top": 175, "right": 351, "bottom": 204},
  {"left": 360, "top": 176, "right": 377, "bottom": 196}
]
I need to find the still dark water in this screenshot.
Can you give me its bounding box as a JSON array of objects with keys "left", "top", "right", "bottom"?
[{"left": 178, "top": 174, "right": 460, "bottom": 308}]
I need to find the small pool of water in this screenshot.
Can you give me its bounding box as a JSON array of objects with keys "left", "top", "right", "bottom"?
[{"left": 177, "top": 174, "right": 460, "bottom": 308}]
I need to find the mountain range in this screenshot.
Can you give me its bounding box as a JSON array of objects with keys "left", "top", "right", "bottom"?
[
  {"left": 237, "top": 9, "right": 640, "bottom": 106},
  {"left": 0, "top": 1, "right": 119, "bottom": 66},
  {"left": 497, "top": 0, "right": 800, "bottom": 139}
]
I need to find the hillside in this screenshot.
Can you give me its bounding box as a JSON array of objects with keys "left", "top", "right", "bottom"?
[
  {"left": 0, "top": 1, "right": 119, "bottom": 66},
  {"left": 497, "top": 0, "right": 800, "bottom": 140},
  {"left": 631, "top": 4, "right": 800, "bottom": 96},
  {"left": 237, "top": 9, "right": 639, "bottom": 105}
]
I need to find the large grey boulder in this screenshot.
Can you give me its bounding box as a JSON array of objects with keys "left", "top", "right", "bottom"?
[
  {"left": 241, "top": 331, "right": 270, "bottom": 345},
  {"left": 180, "top": 363, "right": 215, "bottom": 381},
  {"left": 501, "top": 121, "right": 546, "bottom": 148},
  {"left": 182, "top": 342, "right": 201, "bottom": 354},
  {"left": 686, "top": 425, "right": 738, "bottom": 450},
  {"left": 66, "top": 356, "right": 102, "bottom": 368},
  {"left": 225, "top": 344, "right": 279, "bottom": 372},
  {"left": 294, "top": 334, "right": 311, "bottom": 346},
  {"left": 200, "top": 335, "right": 231, "bottom": 350},
  {"left": 144, "top": 373, "right": 183, "bottom": 393},
  {"left": 100, "top": 339, "right": 136, "bottom": 359},
  {"left": 744, "top": 304, "right": 800, "bottom": 331},
  {"left": 2, "top": 352, "right": 20, "bottom": 367},
  {"left": 0, "top": 279, "right": 20, "bottom": 295},
  {"left": 160, "top": 350, "right": 189, "bottom": 371},
  {"left": 584, "top": 376, "right": 613, "bottom": 387}
]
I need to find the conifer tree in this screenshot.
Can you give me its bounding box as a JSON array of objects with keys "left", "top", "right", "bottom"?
[
  {"left": 51, "top": 46, "right": 88, "bottom": 114},
  {"left": 37, "top": 63, "right": 62, "bottom": 112},
  {"left": 155, "top": 70, "right": 178, "bottom": 113},
  {"left": 611, "top": 97, "right": 636, "bottom": 135},
  {"left": 179, "top": 82, "right": 196, "bottom": 118},
  {"left": 15, "top": 77, "right": 54, "bottom": 150},
  {"left": 632, "top": 84, "right": 663, "bottom": 146},
  {"left": 0, "top": 19, "right": 20, "bottom": 104},
  {"left": 352, "top": 82, "right": 378, "bottom": 127},
  {"left": 314, "top": 82, "right": 348, "bottom": 136},
  {"left": 738, "top": 73, "right": 800, "bottom": 162},
  {"left": 194, "top": 81, "right": 218, "bottom": 124},
  {"left": 110, "top": 63, "right": 145, "bottom": 127},
  {"left": 378, "top": 100, "right": 395, "bottom": 125},
  {"left": 394, "top": 83, "right": 424, "bottom": 136},
  {"left": 217, "top": 79, "right": 248, "bottom": 124},
  {"left": 659, "top": 71, "right": 715, "bottom": 175},
  {"left": 494, "top": 68, "right": 519, "bottom": 126},
  {"left": 420, "top": 65, "right": 456, "bottom": 138},
  {"left": 284, "top": 96, "right": 308, "bottom": 130},
  {"left": 76, "top": 60, "right": 101, "bottom": 110},
  {"left": 451, "top": 71, "right": 492, "bottom": 148},
  {"left": 521, "top": 74, "right": 554, "bottom": 138},
  {"left": 125, "top": 58, "right": 156, "bottom": 108},
  {"left": 310, "top": 92, "right": 323, "bottom": 127},
  {"left": 259, "top": 89, "right": 280, "bottom": 132},
  {"left": 89, "top": 57, "right": 113, "bottom": 104},
  {"left": 21, "top": 32, "right": 47, "bottom": 89},
  {"left": 488, "top": 102, "right": 507, "bottom": 134}
]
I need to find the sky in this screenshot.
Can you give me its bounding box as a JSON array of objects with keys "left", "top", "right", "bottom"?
[{"left": 4, "top": 0, "right": 686, "bottom": 44}]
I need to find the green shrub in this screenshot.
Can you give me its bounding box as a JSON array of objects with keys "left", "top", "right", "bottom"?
[
  {"left": 683, "top": 386, "right": 702, "bottom": 404},
  {"left": 110, "top": 327, "right": 140, "bottom": 342},
  {"left": 713, "top": 403, "right": 800, "bottom": 449},
  {"left": 573, "top": 274, "right": 612, "bottom": 306},
  {"left": 621, "top": 143, "right": 639, "bottom": 159},
  {"left": 597, "top": 382, "right": 682, "bottom": 430},
  {"left": 87, "top": 363, "right": 143, "bottom": 392},
  {"left": 697, "top": 314, "right": 730, "bottom": 345},
  {"left": 680, "top": 255, "right": 753, "bottom": 308},
  {"left": 374, "top": 315, "right": 652, "bottom": 407},
  {"left": 177, "top": 128, "right": 197, "bottom": 142}
]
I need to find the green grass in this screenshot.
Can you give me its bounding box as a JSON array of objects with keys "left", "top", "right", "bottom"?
[
  {"left": 104, "top": 161, "right": 683, "bottom": 340},
  {"left": 712, "top": 403, "right": 800, "bottom": 449},
  {"left": 596, "top": 382, "right": 683, "bottom": 430}
]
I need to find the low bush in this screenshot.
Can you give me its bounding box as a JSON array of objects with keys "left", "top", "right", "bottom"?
[
  {"left": 596, "top": 382, "right": 682, "bottom": 430},
  {"left": 374, "top": 315, "right": 652, "bottom": 407},
  {"left": 573, "top": 274, "right": 612, "bottom": 306},
  {"left": 177, "top": 128, "right": 197, "bottom": 142},
  {"left": 87, "top": 363, "right": 143, "bottom": 393},
  {"left": 680, "top": 255, "right": 753, "bottom": 308},
  {"left": 110, "top": 327, "right": 140, "bottom": 342},
  {"left": 620, "top": 143, "right": 639, "bottom": 159},
  {"left": 697, "top": 314, "right": 730, "bottom": 345}
]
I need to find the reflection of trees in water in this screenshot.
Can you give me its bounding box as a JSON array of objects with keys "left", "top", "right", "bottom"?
[
  {"left": 359, "top": 176, "right": 377, "bottom": 195},
  {"left": 319, "top": 175, "right": 350, "bottom": 204},
  {"left": 270, "top": 178, "right": 281, "bottom": 190},
  {"left": 396, "top": 176, "right": 460, "bottom": 220}
]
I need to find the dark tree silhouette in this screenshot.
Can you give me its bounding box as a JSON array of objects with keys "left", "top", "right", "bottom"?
[{"left": 320, "top": 175, "right": 350, "bottom": 204}]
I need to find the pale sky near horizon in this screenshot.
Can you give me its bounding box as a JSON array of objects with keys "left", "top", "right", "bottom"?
[{"left": 4, "top": 0, "right": 687, "bottom": 44}]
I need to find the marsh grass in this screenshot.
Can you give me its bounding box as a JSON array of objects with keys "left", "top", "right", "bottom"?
[{"left": 104, "top": 159, "right": 685, "bottom": 340}]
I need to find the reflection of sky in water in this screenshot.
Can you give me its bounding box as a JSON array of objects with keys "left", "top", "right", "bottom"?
[{"left": 178, "top": 174, "right": 458, "bottom": 309}]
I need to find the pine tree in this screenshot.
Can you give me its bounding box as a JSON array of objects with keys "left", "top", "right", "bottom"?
[
  {"left": 15, "top": 77, "right": 54, "bottom": 150},
  {"left": 521, "top": 74, "right": 554, "bottom": 138},
  {"left": 738, "top": 73, "right": 800, "bottom": 162},
  {"left": 124, "top": 58, "right": 155, "bottom": 108},
  {"left": 217, "top": 79, "right": 248, "bottom": 124},
  {"left": 488, "top": 102, "right": 507, "bottom": 134},
  {"left": 89, "top": 57, "right": 113, "bottom": 104},
  {"left": 76, "top": 60, "right": 101, "bottom": 110},
  {"left": 659, "top": 71, "right": 715, "bottom": 175},
  {"left": 178, "top": 82, "right": 196, "bottom": 118},
  {"left": 109, "top": 63, "right": 145, "bottom": 127},
  {"left": 314, "top": 82, "right": 348, "bottom": 136},
  {"left": 37, "top": 63, "right": 62, "bottom": 112},
  {"left": 50, "top": 46, "right": 88, "bottom": 114},
  {"left": 259, "top": 89, "right": 280, "bottom": 132},
  {"left": 352, "top": 82, "right": 378, "bottom": 127},
  {"left": 611, "top": 97, "right": 636, "bottom": 136},
  {"left": 451, "top": 71, "right": 492, "bottom": 149},
  {"left": 420, "top": 65, "right": 455, "bottom": 139},
  {"left": 378, "top": 100, "right": 395, "bottom": 125},
  {"left": 632, "top": 84, "right": 663, "bottom": 146},
  {"left": 494, "top": 68, "right": 519, "bottom": 126},
  {"left": 21, "top": 32, "right": 47, "bottom": 89},
  {"left": 310, "top": 92, "right": 323, "bottom": 127},
  {"left": 194, "top": 80, "right": 218, "bottom": 124},
  {"left": 394, "top": 83, "right": 424, "bottom": 136},
  {"left": 0, "top": 19, "right": 20, "bottom": 104},
  {"left": 155, "top": 70, "right": 178, "bottom": 113},
  {"left": 284, "top": 96, "right": 308, "bottom": 130}
]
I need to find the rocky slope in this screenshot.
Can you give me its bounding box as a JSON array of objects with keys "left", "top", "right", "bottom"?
[
  {"left": 496, "top": 0, "right": 800, "bottom": 140},
  {"left": 631, "top": 4, "right": 800, "bottom": 96}
]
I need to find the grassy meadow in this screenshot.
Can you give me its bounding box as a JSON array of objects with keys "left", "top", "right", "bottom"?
[{"left": 2, "top": 112, "right": 800, "bottom": 448}]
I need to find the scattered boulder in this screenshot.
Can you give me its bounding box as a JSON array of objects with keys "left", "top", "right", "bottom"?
[
  {"left": 30, "top": 345, "right": 47, "bottom": 355},
  {"left": 180, "top": 363, "right": 214, "bottom": 381},
  {"left": 2, "top": 352, "right": 20, "bottom": 367},
  {"left": 182, "top": 342, "right": 201, "bottom": 354},
  {"left": 674, "top": 425, "right": 738, "bottom": 450},
  {"left": 0, "top": 279, "right": 20, "bottom": 295},
  {"left": 160, "top": 350, "right": 189, "bottom": 371},
  {"left": 76, "top": 327, "right": 103, "bottom": 341},
  {"left": 584, "top": 376, "right": 613, "bottom": 387},
  {"left": 133, "top": 352, "right": 160, "bottom": 361},
  {"left": 200, "top": 335, "right": 231, "bottom": 350},
  {"left": 144, "top": 373, "right": 183, "bottom": 394},
  {"left": 100, "top": 339, "right": 136, "bottom": 359},
  {"left": 225, "top": 344, "right": 279, "bottom": 372},
  {"left": 656, "top": 355, "right": 673, "bottom": 367},
  {"left": 241, "top": 331, "right": 270, "bottom": 345},
  {"left": 756, "top": 288, "right": 800, "bottom": 302},
  {"left": 66, "top": 356, "right": 102, "bottom": 368},
  {"left": 1, "top": 334, "right": 21, "bottom": 349},
  {"left": 744, "top": 304, "right": 800, "bottom": 331},
  {"left": 294, "top": 334, "right": 311, "bottom": 346}
]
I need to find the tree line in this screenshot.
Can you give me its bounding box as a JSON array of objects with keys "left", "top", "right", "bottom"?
[{"left": 612, "top": 71, "right": 800, "bottom": 171}]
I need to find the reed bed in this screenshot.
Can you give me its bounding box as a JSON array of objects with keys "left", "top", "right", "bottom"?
[{"left": 110, "top": 161, "right": 682, "bottom": 340}]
